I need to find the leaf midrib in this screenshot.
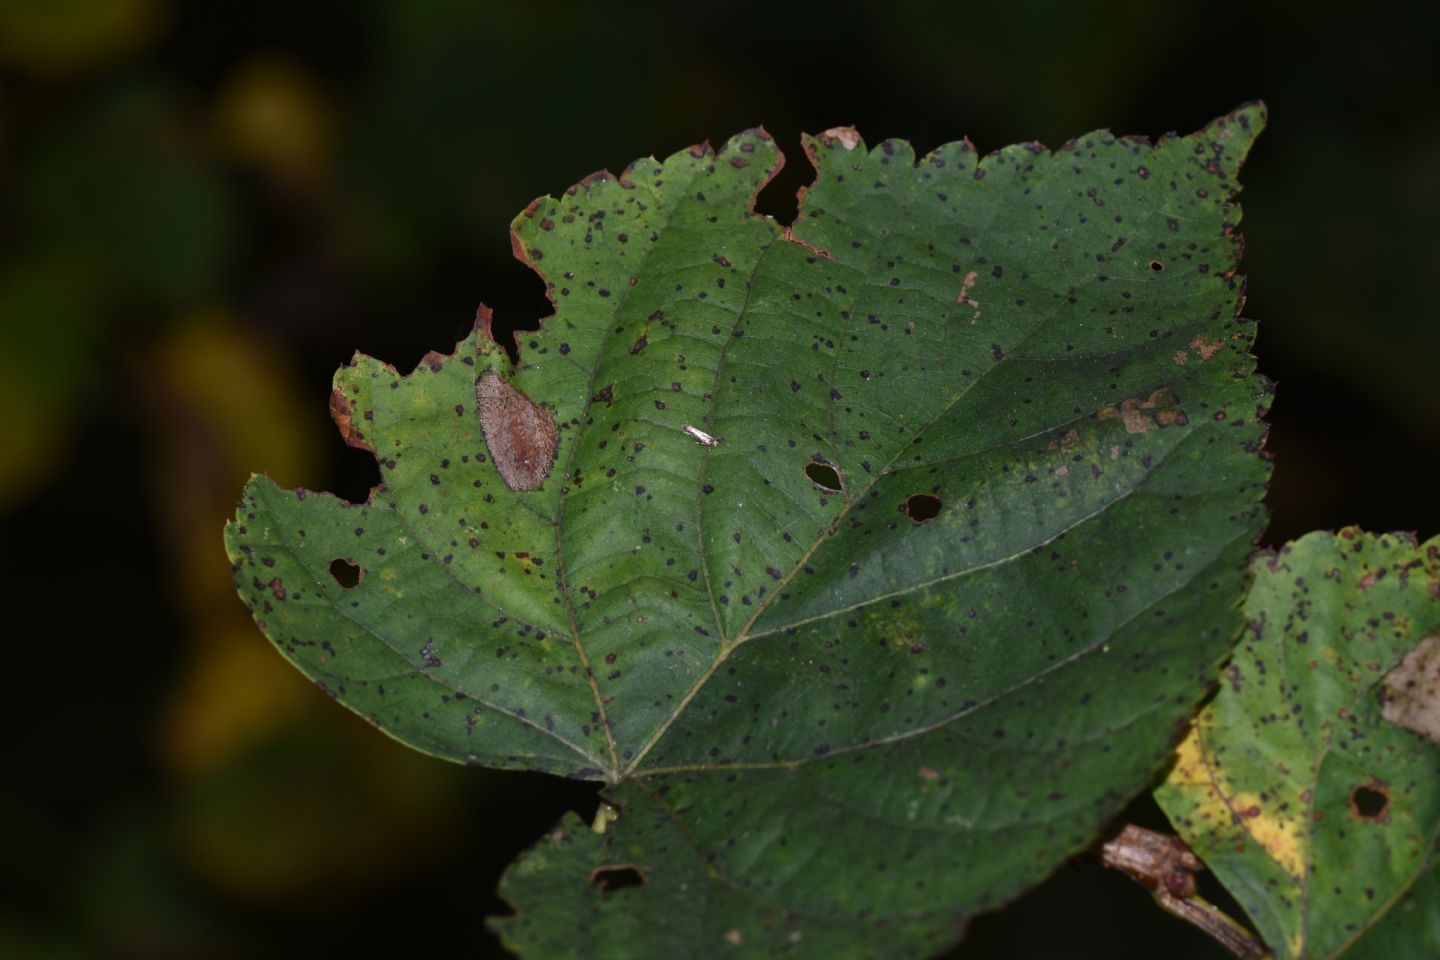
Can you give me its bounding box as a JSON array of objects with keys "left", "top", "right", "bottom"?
[
  {"left": 690, "top": 227, "right": 780, "bottom": 647},
  {"left": 620, "top": 243, "right": 1136, "bottom": 777},
  {"left": 545, "top": 161, "right": 712, "bottom": 777}
]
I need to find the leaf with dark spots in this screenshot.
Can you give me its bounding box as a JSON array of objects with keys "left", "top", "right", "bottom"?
[
  {"left": 225, "top": 107, "right": 1272, "bottom": 960},
  {"left": 1342, "top": 862, "right": 1440, "bottom": 960},
  {"left": 1156, "top": 530, "right": 1440, "bottom": 960}
]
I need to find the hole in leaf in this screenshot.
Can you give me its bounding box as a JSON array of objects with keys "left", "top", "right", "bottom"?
[
  {"left": 1148, "top": 259, "right": 1165, "bottom": 272},
  {"left": 804, "top": 459, "right": 843, "bottom": 493},
  {"left": 902, "top": 493, "right": 942, "bottom": 523},
  {"left": 751, "top": 141, "right": 809, "bottom": 226},
  {"left": 329, "top": 558, "right": 362, "bottom": 589},
  {"left": 588, "top": 864, "right": 648, "bottom": 894},
  {"left": 1350, "top": 783, "right": 1389, "bottom": 820}
]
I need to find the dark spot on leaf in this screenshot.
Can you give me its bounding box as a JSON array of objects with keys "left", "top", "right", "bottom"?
[{"left": 1149, "top": 260, "right": 1165, "bottom": 272}]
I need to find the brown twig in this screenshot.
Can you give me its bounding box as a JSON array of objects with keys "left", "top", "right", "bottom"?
[{"left": 1100, "top": 824, "right": 1270, "bottom": 960}]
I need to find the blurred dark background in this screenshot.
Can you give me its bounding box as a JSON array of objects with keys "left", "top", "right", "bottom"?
[{"left": 2, "top": 1, "right": 1436, "bottom": 957}]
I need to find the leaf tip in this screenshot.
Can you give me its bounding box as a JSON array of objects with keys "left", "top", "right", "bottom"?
[{"left": 1206, "top": 101, "right": 1268, "bottom": 177}]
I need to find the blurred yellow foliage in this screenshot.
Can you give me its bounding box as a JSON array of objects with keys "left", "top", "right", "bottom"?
[
  {"left": 214, "top": 57, "right": 334, "bottom": 190},
  {"left": 141, "top": 312, "right": 472, "bottom": 902},
  {"left": 171, "top": 717, "right": 470, "bottom": 903},
  {"left": 0, "top": 352, "right": 72, "bottom": 508},
  {"left": 143, "top": 311, "right": 321, "bottom": 774},
  {"left": 0, "top": 0, "right": 164, "bottom": 79},
  {"left": 0, "top": 258, "right": 95, "bottom": 511}
]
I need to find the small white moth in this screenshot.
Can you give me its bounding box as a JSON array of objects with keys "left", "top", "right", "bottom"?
[{"left": 681, "top": 423, "right": 721, "bottom": 446}]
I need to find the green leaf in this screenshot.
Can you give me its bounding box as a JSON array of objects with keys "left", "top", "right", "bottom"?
[
  {"left": 226, "top": 105, "right": 1270, "bottom": 957},
  {"left": 1343, "top": 860, "right": 1440, "bottom": 959},
  {"left": 1156, "top": 530, "right": 1440, "bottom": 959}
]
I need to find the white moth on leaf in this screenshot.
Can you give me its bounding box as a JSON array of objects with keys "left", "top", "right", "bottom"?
[{"left": 682, "top": 423, "right": 721, "bottom": 446}]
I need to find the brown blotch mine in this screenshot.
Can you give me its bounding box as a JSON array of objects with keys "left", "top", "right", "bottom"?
[
  {"left": 1380, "top": 635, "right": 1440, "bottom": 743},
  {"left": 476, "top": 371, "right": 558, "bottom": 492},
  {"left": 1098, "top": 387, "right": 1188, "bottom": 435},
  {"left": 1190, "top": 335, "right": 1224, "bottom": 361},
  {"left": 820, "top": 125, "right": 861, "bottom": 150},
  {"left": 956, "top": 270, "right": 981, "bottom": 322}
]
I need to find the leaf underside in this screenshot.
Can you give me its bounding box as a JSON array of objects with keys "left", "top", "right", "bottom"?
[
  {"left": 1157, "top": 530, "right": 1440, "bottom": 960},
  {"left": 226, "top": 105, "right": 1270, "bottom": 958}
]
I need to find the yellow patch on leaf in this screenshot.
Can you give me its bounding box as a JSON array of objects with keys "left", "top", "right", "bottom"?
[
  {"left": 1227, "top": 790, "right": 1306, "bottom": 880},
  {"left": 1168, "top": 723, "right": 1307, "bottom": 881}
]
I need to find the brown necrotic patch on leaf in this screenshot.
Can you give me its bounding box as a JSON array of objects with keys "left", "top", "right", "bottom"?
[
  {"left": 329, "top": 388, "right": 373, "bottom": 452},
  {"left": 476, "top": 371, "right": 558, "bottom": 492},
  {"left": 1380, "top": 634, "right": 1440, "bottom": 743},
  {"left": 781, "top": 225, "right": 834, "bottom": 259},
  {"left": 1045, "top": 429, "right": 1080, "bottom": 451},
  {"left": 957, "top": 269, "right": 981, "bottom": 323}
]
